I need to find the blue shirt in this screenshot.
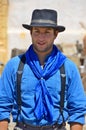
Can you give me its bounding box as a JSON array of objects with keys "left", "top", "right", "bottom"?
[{"left": 0, "top": 54, "right": 86, "bottom": 126}]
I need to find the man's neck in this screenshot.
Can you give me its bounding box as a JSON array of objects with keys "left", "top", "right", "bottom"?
[{"left": 38, "top": 54, "right": 46, "bottom": 66}]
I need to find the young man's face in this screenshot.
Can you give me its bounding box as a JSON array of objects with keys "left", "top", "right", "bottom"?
[{"left": 30, "top": 27, "right": 58, "bottom": 55}]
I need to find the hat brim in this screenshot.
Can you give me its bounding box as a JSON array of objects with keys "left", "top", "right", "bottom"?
[{"left": 22, "top": 24, "right": 65, "bottom": 32}]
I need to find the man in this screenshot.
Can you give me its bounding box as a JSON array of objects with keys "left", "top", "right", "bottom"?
[{"left": 0, "top": 9, "right": 86, "bottom": 130}]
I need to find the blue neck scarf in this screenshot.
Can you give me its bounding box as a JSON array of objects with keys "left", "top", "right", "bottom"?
[{"left": 25, "top": 45, "right": 66, "bottom": 122}]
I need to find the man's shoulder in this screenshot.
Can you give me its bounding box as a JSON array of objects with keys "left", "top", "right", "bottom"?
[
  {"left": 64, "top": 57, "right": 79, "bottom": 75},
  {"left": 4, "top": 54, "right": 24, "bottom": 72},
  {"left": 65, "top": 57, "right": 78, "bottom": 67},
  {"left": 8, "top": 55, "right": 21, "bottom": 65}
]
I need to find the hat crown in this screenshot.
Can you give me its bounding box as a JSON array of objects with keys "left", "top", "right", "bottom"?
[
  {"left": 22, "top": 9, "right": 65, "bottom": 32},
  {"left": 31, "top": 9, "right": 57, "bottom": 25}
]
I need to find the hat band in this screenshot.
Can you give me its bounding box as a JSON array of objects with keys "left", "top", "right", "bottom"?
[{"left": 31, "top": 19, "right": 56, "bottom": 25}]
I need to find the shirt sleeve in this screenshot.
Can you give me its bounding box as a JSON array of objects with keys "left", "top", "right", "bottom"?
[
  {"left": 66, "top": 60, "right": 86, "bottom": 124},
  {"left": 0, "top": 57, "right": 19, "bottom": 121}
]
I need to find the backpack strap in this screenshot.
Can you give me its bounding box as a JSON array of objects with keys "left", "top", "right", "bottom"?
[
  {"left": 60, "top": 64, "right": 66, "bottom": 123},
  {"left": 16, "top": 54, "right": 26, "bottom": 122}
]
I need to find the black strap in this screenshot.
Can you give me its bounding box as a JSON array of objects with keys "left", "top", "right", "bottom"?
[
  {"left": 60, "top": 64, "right": 66, "bottom": 123},
  {"left": 16, "top": 56, "right": 66, "bottom": 123},
  {"left": 16, "top": 54, "right": 26, "bottom": 121}
]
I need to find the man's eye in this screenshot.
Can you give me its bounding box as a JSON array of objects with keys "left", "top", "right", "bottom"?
[
  {"left": 46, "top": 31, "right": 50, "bottom": 34},
  {"left": 34, "top": 31, "right": 39, "bottom": 34}
]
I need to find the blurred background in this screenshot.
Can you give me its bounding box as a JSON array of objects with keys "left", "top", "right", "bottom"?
[{"left": 0, "top": 0, "right": 86, "bottom": 129}]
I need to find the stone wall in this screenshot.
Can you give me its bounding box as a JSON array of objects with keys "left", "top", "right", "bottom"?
[{"left": 0, "top": 0, "right": 8, "bottom": 65}]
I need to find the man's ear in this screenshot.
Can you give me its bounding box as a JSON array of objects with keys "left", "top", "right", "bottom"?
[{"left": 54, "top": 30, "right": 58, "bottom": 38}]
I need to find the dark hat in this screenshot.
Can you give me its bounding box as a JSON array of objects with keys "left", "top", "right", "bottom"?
[{"left": 22, "top": 9, "right": 65, "bottom": 32}]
